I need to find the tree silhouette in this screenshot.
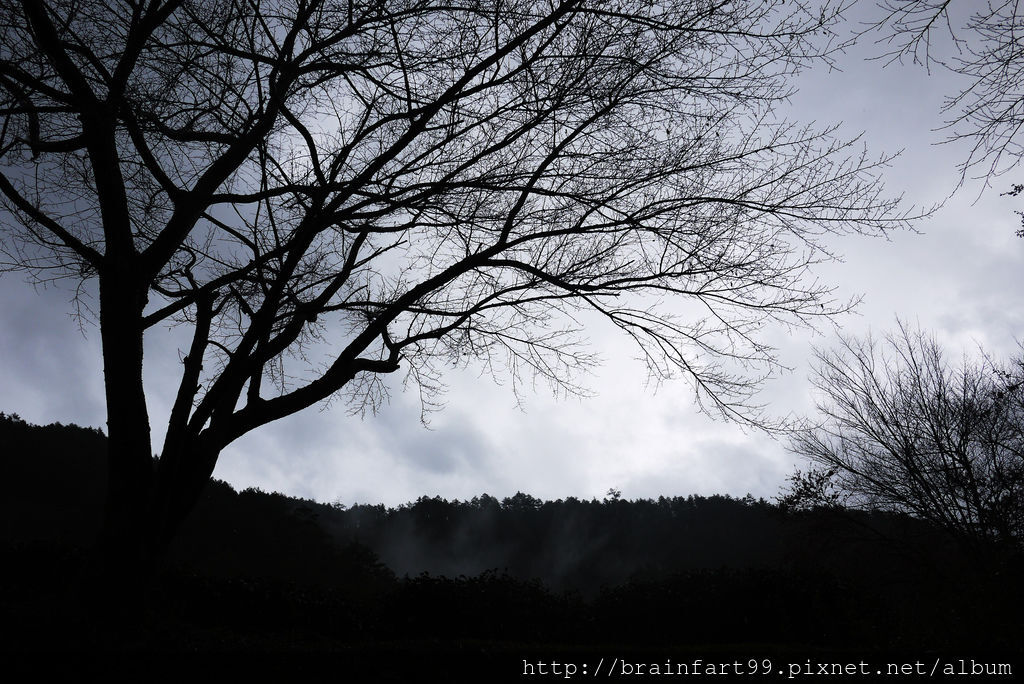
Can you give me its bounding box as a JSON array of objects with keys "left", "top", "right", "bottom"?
[
  {"left": 0, "top": 0, "right": 913, "bottom": 577},
  {"left": 861, "top": 0, "right": 1024, "bottom": 185},
  {"left": 789, "top": 322, "right": 1024, "bottom": 549}
]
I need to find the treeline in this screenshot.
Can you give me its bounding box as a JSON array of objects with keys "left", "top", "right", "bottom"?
[
  {"left": 1, "top": 412, "right": 1021, "bottom": 656},
  {"left": 315, "top": 492, "right": 900, "bottom": 594}
]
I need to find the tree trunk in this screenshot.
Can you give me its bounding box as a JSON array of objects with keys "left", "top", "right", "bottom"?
[
  {"left": 96, "top": 274, "right": 156, "bottom": 620},
  {"left": 95, "top": 272, "right": 227, "bottom": 623},
  {"left": 152, "top": 431, "right": 222, "bottom": 553}
]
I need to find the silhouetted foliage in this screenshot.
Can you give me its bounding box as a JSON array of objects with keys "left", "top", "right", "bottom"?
[
  {"left": 0, "top": 411, "right": 107, "bottom": 545},
  {"left": 1007, "top": 183, "right": 1024, "bottom": 237},
  {"left": 316, "top": 490, "right": 788, "bottom": 594},
  {"left": 789, "top": 323, "right": 1024, "bottom": 551},
  {"left": 777, "top": 466, "right": 846, "bottom": 512}
]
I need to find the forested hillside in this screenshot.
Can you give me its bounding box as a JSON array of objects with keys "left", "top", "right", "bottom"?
[{"left": 2, "top": 412, "right": 1020, "bottom": 660}]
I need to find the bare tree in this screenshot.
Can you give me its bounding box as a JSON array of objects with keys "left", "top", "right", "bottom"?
[
  {"left": 0, "top": 0, "right": 913, "bottom": 577},
  {"left": 790, "top": 323, "right": 1024, "bottom": 547},
  {"left": 860, "top": 0, "right": 1024, "bottom": 185}
]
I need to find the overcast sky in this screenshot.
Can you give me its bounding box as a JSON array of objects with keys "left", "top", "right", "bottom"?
[{"left": 1, "top": 3, "right": 1021, "bottom": 508}]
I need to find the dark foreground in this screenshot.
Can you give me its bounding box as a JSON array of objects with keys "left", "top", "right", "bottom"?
[{"left": 1, "top": 414, "right": 1021, "bottom": 680}]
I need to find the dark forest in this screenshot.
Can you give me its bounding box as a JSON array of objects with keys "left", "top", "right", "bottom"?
[{"left": 2, "top": 413, "right": 1020, "bottom": 678}]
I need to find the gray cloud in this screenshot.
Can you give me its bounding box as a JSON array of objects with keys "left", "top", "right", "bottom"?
[
  {"left": 0, "top": 279, "right": 104, "bottom": 428},
  {"left": 1, "top": 9, "right": 1022, "bottom": 508}
]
